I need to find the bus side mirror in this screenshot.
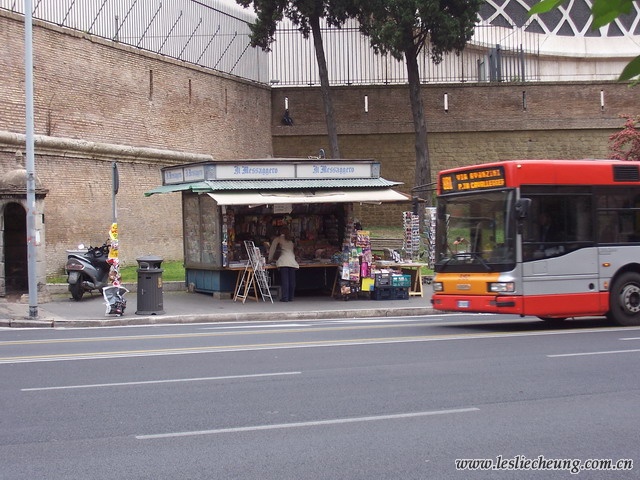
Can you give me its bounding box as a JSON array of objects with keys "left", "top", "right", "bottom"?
[{"left": 515, "top": 198, "right": 531, "bottom": 219}]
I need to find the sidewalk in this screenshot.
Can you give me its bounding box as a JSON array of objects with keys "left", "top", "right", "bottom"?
[{"left": 0, "top": 282, "right": 435, "bottom": 328}]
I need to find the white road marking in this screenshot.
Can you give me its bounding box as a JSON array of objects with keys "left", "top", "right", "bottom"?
[
  {"left": 201, "top": 323, "right": 310, "bottom": 329},
  {"left": 548, "top": 348, "right": 640, "bottom": 358},
  {"left": 312, "top": 319, "right": 425, "bottom": 325},
  {"left": 136, "top": 407, "right": 480, "bottom": 440},
  {"left": 3, "top": 325, "right": 640, "bottom": 364},
  {"left": 21, "top": 371, "right": 301, "bottom": 392}
]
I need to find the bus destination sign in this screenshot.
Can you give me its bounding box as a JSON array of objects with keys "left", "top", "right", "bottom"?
[{"left": 440, "top": 166, "right": 506, "bottom": 193}]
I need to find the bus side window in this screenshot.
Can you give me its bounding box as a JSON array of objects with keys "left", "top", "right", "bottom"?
[
  {"left": 595, "top": 188, "right": 640, "bottom": 244},
  {"left": 523, "top": 193, "right": 593, "bottom": 259},
  {"left": 634, "top": 194, "right": 640, "bottom": 242},
  {"left": 598, "top": 213, "right": 617, "bottom": 243}
]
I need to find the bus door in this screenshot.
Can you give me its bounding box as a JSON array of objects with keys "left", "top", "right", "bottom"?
[{"left": 520, "top": 187, "right": 600, "bottom": 317}]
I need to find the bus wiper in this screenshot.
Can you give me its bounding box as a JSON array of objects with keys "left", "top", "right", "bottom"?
[
  {"left": 439, "top": 253, "right": 491, "bottom": 271},
  {"left": 439, "top": 256, "right": 455, "bottom": 266},
  {"left": 469, "top": 252, "right": 492, "bottom": 271}
]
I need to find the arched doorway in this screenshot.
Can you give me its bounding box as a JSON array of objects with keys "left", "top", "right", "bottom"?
[{"left": 4, "top": 202, "right": 28, "bottom": 293}]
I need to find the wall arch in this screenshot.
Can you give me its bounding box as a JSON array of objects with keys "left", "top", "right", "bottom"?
[{"left": 2, "top": 202, "right": 27, "bottom": 294}]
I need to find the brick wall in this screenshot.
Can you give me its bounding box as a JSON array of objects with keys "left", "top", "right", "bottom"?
[
  {"left": 0, "top": 134, "right": 214, "bottom": 277},
  {"left": 33, "top": 152, "right": 182, "bottom": 274},
  {"left": 271, "top": 82, "right": 631, "bottom": 225},
  {"left": 1, "top": 10, "right": 272, "bottom": 157},
  {"left": 0, "top": 10, "right": 272, "bottom": 278}
]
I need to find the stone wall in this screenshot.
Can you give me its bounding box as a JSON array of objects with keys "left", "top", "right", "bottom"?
[
  {"left": 0, "top": 132, "right": 213, "bottom": 277},
  {"left": 271, "top": 82, "right": 632, "bottom": 225},
  {"left": 0, "top": 10, "right": 273, "bottom": 279},
  {"left": 1, "top": 10, "right": 272, "bottom": 157}
]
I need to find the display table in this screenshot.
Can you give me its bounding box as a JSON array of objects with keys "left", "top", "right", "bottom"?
[
  {"left": 370, "top": 262, "right": 427, "bottom": 297},
  {"left": 386, "top": 262, "right": 427, "bottom": 297}
]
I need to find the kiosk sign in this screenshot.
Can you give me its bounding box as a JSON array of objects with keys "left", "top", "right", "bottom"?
[
  {"left": 217, "top": 164, "right": 296, "bottom": 179},
  {"left": 161, "top": 160, "right": 381, "bottom": 184},
  {"left": 297, "top": 163, "right": 374, "bottom": 179},
  {"left": 163, "top": 164, "right": 216, "bottom": 184}
]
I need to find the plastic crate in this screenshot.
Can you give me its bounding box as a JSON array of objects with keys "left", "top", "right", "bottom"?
[
  {"left": 374, "top": 273, "right": 391, "bottom": 286},
  {"left": 391, "top": 274, "right": 411, "bottom": 287},
  {"left": 393, "top": 287, "right": 409, "bottom": 300},
  {"left": 371, "top": 286, "right": 393, "bottom": 300}
]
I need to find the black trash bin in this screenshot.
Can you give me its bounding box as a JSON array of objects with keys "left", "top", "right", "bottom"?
[{"left": 135, "top": 255, "right": 165, "bottom": 315}]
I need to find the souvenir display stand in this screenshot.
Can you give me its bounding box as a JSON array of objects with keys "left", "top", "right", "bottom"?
[
  {"left": 402, "top": 211, "right": 421, "bottom": 260},
  {"left": 424, "top": 206, "right": 437, "bottom": 270},
  {"left": 332, "top": 229, "right": 427, "bottom": 300},
  {"left": 335, "top": 230, "right": 370, "bottom": 300}
]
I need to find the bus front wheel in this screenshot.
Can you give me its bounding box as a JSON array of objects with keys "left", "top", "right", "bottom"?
[{"left": 608, "top": 272, "right": 640, "bottom": 326}]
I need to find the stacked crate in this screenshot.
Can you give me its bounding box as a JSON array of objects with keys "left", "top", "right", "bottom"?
[
  {"left": 372, "top": 273, "right": 410, "bottom": 300},
  {"left": 391, "top": 274, "right": 411, "bottom": 299}
]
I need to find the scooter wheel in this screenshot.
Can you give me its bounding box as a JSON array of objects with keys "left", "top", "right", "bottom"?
[{"left": 70, "top": 281, "right": 84, "bottom": 301}]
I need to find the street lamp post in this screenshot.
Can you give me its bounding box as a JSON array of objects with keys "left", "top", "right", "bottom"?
[{"left": 24, "top": 0, "right": 38, "bottom": 318}]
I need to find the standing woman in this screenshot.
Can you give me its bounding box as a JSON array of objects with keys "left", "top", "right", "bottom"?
[{"left": 268, "top": 227, "right": 299, "bottom": 302}]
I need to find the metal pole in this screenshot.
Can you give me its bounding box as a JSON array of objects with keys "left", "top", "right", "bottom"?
[
  {"left": 24, "top": 0, "right": 38, "bottom": 318},
  {"left": 112, "top": 162, "right": 119, "bottom": 223}
]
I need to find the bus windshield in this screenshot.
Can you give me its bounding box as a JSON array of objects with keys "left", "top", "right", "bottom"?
[{"left": 435, "top": 189, "right": 516, "bottom": 273}]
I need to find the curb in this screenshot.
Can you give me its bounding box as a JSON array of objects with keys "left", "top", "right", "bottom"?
[
  {"left": 2, "top": 283, "right": 435, "bottom": 328},
  {"left": 1, "top": 306, "right": 436, "bottom": 329},
  {"left": 45, "top": 281, "right": 186, "bottom": 296}
]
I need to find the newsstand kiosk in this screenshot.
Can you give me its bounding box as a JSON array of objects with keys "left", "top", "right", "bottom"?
[{"left": 145, "top": 159, "right": 411, "bottom": 298}]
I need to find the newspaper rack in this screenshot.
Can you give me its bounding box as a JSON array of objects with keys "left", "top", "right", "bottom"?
[{"left": 233, "top": 241, "right": 273, "bottom": 303}]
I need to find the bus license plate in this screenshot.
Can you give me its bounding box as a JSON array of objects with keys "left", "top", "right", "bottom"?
[{"left": 457, "top": 300, "right": 470, "bottom": 308}]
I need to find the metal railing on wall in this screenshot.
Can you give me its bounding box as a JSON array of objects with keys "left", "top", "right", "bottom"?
[
  {"left": 1, "top": 0, "right": 269, "bottom": 84},
  {"left": 269, "top": 19, "right": 636, "bottom": 84},
  {"left": 7, "top": 1, "right": 623, "bottom": 86},
  {"left": 268, "top": 21, "right": 540, "bottom": 86}
]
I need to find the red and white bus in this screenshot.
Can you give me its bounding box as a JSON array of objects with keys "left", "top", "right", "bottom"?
[{"left": 430, "top": 159, "right": 640, "bottom": 326}]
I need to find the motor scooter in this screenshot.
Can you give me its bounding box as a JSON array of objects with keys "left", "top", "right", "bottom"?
[{"left": 65, "top": 243, "right": 111, "bottom": 300}]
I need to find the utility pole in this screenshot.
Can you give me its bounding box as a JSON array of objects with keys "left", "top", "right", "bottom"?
[{"left": 24, "top": 0, "right": 38, "bottom": 318}]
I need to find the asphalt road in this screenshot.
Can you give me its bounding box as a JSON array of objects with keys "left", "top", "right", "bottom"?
[{"left": 1, "top": 314, "right": 638, "bottom": 479}]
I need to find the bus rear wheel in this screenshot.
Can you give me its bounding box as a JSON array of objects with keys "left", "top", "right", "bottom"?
[{"left": 608, "top": 272, "right": 640, "bottom": 326}]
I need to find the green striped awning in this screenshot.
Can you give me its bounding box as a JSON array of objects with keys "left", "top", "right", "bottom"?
[{"left": 144, "top": 178, "right": 402, "bottom": 196}]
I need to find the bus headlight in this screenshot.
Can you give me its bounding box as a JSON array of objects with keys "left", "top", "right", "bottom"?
[
  {"left": 432, "top": 282, "right": 444, "bottom": 292},
  {"left": 489, "top": 282, "right": 515, "bottom": 293}
]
